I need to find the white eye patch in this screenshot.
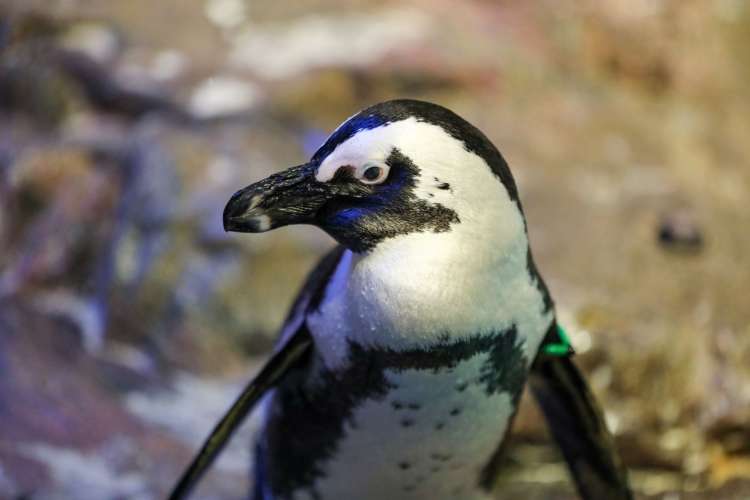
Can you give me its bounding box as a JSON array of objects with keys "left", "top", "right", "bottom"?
[{"left": 316, "top": 161, "right": 349, "bottom": 182}]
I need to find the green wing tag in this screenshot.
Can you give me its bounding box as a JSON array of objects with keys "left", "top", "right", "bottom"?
[{"left": 543, "top": 324, "right": 573, "bottom": 356}]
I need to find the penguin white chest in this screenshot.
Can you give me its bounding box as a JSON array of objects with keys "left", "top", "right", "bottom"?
[
  {"left": 307, "top": 233, "right": 552, "bottom": 370},
  {"left": 308, "top": 353, "right": 515, "bottom": 500}
]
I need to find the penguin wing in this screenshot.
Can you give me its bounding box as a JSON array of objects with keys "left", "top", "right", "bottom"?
[
  {"left": 168, "top": 245, "right": 346, "bottom": 500},
  {"left": 530, "top": 324, "right": 633, "bottom": 500}
]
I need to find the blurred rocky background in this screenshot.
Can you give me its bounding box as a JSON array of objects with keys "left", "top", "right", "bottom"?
[{"left": 0, "top": 0, "right": 749, "bottom": 498}]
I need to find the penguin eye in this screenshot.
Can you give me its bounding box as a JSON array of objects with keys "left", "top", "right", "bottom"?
[{"left": 356, "top": 163, "right": 389, "bottom": 185}]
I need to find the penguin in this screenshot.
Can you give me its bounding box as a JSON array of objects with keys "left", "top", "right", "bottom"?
[{"left": 169, "top": 99, "right": 631, "bottom": 500}]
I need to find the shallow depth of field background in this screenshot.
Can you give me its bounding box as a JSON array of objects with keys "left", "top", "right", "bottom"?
[{"left": 1, "top": 1, "right": 749, "bottom": 499}]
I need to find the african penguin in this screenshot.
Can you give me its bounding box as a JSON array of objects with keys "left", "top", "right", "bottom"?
[{"left": 169, "top": 99, "right": 631, "bottom": 500}]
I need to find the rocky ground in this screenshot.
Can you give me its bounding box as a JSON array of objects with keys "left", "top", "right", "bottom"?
[{"left": 0, "top": 0, "right": 749, "bottom": 498}]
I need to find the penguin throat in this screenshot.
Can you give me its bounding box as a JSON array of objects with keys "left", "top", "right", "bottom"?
[{"left": 306, "top": 211, "right": 551, "bottom": 372}]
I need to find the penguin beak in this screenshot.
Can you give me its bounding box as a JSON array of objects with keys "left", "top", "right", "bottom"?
[{"left": 223, "top": 162, "right": 331, "bottom": 233}]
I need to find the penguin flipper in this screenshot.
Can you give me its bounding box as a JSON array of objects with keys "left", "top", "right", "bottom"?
[
  {"left": 530, "top": 326, "right": 633, "bottom": 500},
  {"left": 168, "top": 246, "right": 346, "bottom": 500},
  {"left": 169, "top": 329, "right": 312, "bottom": 500}
]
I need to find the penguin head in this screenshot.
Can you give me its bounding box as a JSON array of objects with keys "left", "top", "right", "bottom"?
[{"left": 224, "top": 99, "right": 523, "bottom": 253}]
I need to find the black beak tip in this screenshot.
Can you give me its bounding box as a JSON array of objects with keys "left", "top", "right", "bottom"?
[
  {"left": 223, "top": 192, "right": 248, "bottom": 232},
  {"left": 222, "top": 215, "right": 234, "bottom": 232},
  {"left": 222, "top": 191, "right": 272, "bottom": 233}
]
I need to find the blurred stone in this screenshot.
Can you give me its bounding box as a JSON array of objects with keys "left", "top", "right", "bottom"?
[
  {"left": 149, "top": 49, "right": 187, "bottom": 82},
  {"left": 229, "top": 8, "right": 433, "bottom": 79},
  {"left": 204, "top": 0, "right": 247, "bottom": 30},
  {"left": 60, "top": 21, "right": 123, "bottom": 65},
  {"left": 0, "top": 148, "right": 117, "bottom": 297},
  {"left": 658, "top": 211, "right": 704, "bottom": 253},
  {"left": 708, "top": 444, "right": 750, "bottom": 487},
  {"left": 0, "top": 465, "right": 18, "bottom": 498},
  {"left": 56, "top": 50, "right": 189, "bottom": 120},
  {"left": 0, "top": 49, "right": 81, "bottom": 127},
  {"left": 0, "top": 7, "right": 64, "bottom": 44},
  {"left": 125, "top": 370, "right": 262, "bottom": 475},
  {"left": 21, "top": 442, "right": 149, "bottom": 500},
  {"left": 32, "top": 289, "right": 107, "bottom": 353},
  {"left": 189, "top": 75, "right": 262, "bottom": 118},
  {"left": 272, "top": 69, "right": 359, "bottom": 127}
]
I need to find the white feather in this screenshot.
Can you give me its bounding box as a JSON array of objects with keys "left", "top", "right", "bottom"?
[{"left": 311, "top": 357, "right": 509, "bottom": 500}]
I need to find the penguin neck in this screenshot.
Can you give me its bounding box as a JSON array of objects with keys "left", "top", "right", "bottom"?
[
  {"left": 307, "top": 203, "right": 551, "bottom": 372},
  {"left": 353, "top": 225, "right": 528, "bottom": 291},
  {"left": 349, "top": 212, "right": 532, "bottom": 322}
]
